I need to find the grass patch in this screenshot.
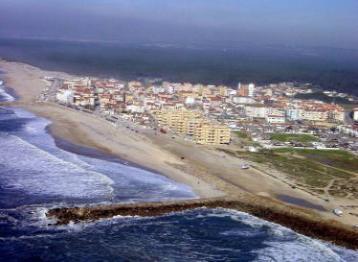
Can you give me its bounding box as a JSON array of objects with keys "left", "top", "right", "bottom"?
[
  {"left": 235, "top": 131, "right": 251, "bottom": 140},
  {"left": 270, "top": 133, "right": 318, "bottom": 143},
  {"left": 274, "top": 148, "right": 358, "bottom": 173},
  {"left": 218, "top": 147, "right": 357, "bottom": 198},
  {"left": 236, "top": 150, "right": 348, "bottom": 188}
]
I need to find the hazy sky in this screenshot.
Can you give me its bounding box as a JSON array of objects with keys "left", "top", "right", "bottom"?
[{"left": 0, "top": 0, "right": 357, "bottom": 49}]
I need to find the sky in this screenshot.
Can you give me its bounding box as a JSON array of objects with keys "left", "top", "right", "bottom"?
[{"left": 0, "top": 0, "right": 358, "bottom": 49}]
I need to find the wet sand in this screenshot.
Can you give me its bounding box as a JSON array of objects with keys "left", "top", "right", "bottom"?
[{"left": 277, "top": 194, "right": 327, "bottom": 212}]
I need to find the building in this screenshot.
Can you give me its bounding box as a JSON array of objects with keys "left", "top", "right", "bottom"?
[
  {"left": 238, "top": 84, "right": 248, "bottom": 96},
  {"left": 232, "top": 96, "right": 255, "bottom": 104},
  {"left": 154, "top": 108, "right": 231, "bottom": 145},
  {"left": 354, "top": 108, "right": 358, "bottom": 122},
  {"left": 299, "top": 109, "right": 328, "bottom": 122},
  {"left": 126, "top": 104, "right": 145, "bottom": 113},
  {"left": 297, "top": 102, "right": 345, "bottom": 123},
  {"left": 185, "top": 97, "right": 196, "bottom": 105},
  {"left": 194, "top": 123, "right": 231, "bottom": 145},
  {"left": 266, "top": 114, "right": 286, "bottom": 124},
  {"left": 286, "top": 108, "right": 300, "bottom": 121},
  {"left": 328, "top": 110, "right": 345, "bottom": 123},
  {"left": 338, "top": 125, "right": 358, "bottom": 137},
  {"left": 155, "top": 108, "right": 203, "bottom": 135},
  {"left": 219, "top": 86, "right": 228, "bottom": 97},
  {"left": 245, "top": 104, "right": 266, "bottom": 118},
  {"left": 56, "top": 89, "right": 74, "bottom": 105},
  {"left": 248, "top": 83, "right": 255, "bottom": 97}
]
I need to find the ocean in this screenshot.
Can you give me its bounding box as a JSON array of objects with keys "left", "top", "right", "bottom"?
[
  {"left": 1, "top": 38, "right": 358, "bottom": 96},
  {"left": 0, "top": 78, "right": 358, "bottom": 261}
]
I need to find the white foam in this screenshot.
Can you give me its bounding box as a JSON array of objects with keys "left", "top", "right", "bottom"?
[
  {"left": 209, "top": 209, "right": 357, "bottom": 262},
  {"left": 0, "top": 84, "right": 15, "bottom": 102},
  {"left": 0, "top": 107, "right": 195, "bottom": 203},
  {"left": 254, "top": 238, "right": 344, "bottom": 262},
  {"left": 0, "top": 134, "right": 114, "bottom": 198}
]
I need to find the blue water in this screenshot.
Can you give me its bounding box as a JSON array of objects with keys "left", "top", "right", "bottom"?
[{"left": 0, "top": 87, "right": 357, "bottom": 261}]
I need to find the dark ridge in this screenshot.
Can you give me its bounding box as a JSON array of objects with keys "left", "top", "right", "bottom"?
[{"left": 47, "top": 198, "right": 358, "bottom": 250}]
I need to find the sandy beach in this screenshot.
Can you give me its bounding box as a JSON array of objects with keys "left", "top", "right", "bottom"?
[{"left": 1, "top": 59, "right": 358, "bottom": 232}]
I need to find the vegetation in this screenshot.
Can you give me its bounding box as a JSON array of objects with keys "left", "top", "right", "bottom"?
[
  {"left": 219, "top": 148, "right": 358, "bottom": 199},
  {"left": 235, "top": 131, "right": 251, "bottom": 140},
  {"left": 269, "top": 133, "right": 318, "bottom": 143},
  {"left": 274, "top": 148, "right": 358, "bottom": 173},
  {"left": 238, "top": 150, "right": 353, "bottom": 188}
]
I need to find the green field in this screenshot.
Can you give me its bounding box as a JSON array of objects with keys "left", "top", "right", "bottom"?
[
  {"left": 219, "top": 148, "right": 358, "bottom": 199},
  {"left": 269, "top": 133, "right": 318, "bottom": 143}
]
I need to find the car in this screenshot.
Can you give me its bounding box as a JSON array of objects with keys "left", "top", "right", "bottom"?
[
  {"left": 240, "top": 164, "right": 250, "bottom": 170},
  {"left": 333, "top": 208, "right": 343, "bottom": 216}
]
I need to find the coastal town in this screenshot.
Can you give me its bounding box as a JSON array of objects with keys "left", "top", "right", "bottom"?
[
  {"left": 1, "top": 59, "right": 358, "bottom": 255},
  {"left": 2, "top": 1, "right": 358, "bottom": 259},
  {"left": 41, "top": 76, "right": 358, "bottom": 153}
]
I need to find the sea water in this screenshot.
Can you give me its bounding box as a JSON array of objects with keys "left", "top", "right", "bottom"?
[
  {"left": 0, "top": 87, "right": 357, "bottom": 261},
  {"left": 1, "top": 38, "right": 358, "bottom": 96}
]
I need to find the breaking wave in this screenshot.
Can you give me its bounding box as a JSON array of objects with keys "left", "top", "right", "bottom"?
[{"left": 0, "top": 81, "right": 15, "bottom": 102}]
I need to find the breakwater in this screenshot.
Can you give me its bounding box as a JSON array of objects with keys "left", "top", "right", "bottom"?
[{"left": 47, "top": 197, "right": 358, "bottom": 250}]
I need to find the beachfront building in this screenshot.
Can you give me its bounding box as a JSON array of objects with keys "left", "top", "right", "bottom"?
[
  {"left": 155, "top": 108, "right": 203, "bottom": 134},
  {"left": 194, "top": 123, "right": 231, "bottom": 145},
  {"left": 154, "top": 107, "right": 231, "bottom": 145}
]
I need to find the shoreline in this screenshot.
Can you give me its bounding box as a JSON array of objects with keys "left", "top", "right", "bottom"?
[
  {"left": 1, "top": 59, "right": 358, "bottom": 249},
  {"left": 51, "top": 130, "right": 168, "bottom": 176}
]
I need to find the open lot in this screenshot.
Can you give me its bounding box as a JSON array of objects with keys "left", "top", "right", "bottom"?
[
  {"left": 219, "top": 148, "right": 358, "bottom": 200},
  {"left": 269, "top": 133, "right": 319, "bottom": 143}
]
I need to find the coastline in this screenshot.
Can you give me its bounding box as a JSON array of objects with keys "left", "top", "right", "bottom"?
[
  {"left": 51, "top": 131, "right": 194, "bottom": 183},
  {"left": 0, "top": 59, "right": 222, "bottom": 198},
  {"left": 1, "top": 58, "right": 357, "bottom": 249}
]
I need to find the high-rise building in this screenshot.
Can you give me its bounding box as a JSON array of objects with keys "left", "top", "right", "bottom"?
[
  {"left": 248, "top": 83, "right": 255, "bottom": 97},
  {"left": 238, "top": 84, "right": 249, "bottom": 96},
  {"left": 238, "top": 83, "right": 255, "bottom": 97}
]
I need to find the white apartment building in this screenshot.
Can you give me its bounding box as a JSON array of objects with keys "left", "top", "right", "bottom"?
[
  {"left": 354, "top": 108, "right": 358, "bottom": 122},
  {"left": 299, "top": 109, "right": 328, "bottom": 122},
  {"left": 266, "top": 114, "right": 286, "bottom": 124},
  {"left": 56, "top": 90, "right": 74, "bottom": 104},
  {"left": 248, "top": 83, "right": 255, "bottom": 97},
  {"left": 232, "top": 96, "right": 255, "bottom": 104},
  {"left": 245, "top": 105, "right": 266, "bottom": 118}
]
